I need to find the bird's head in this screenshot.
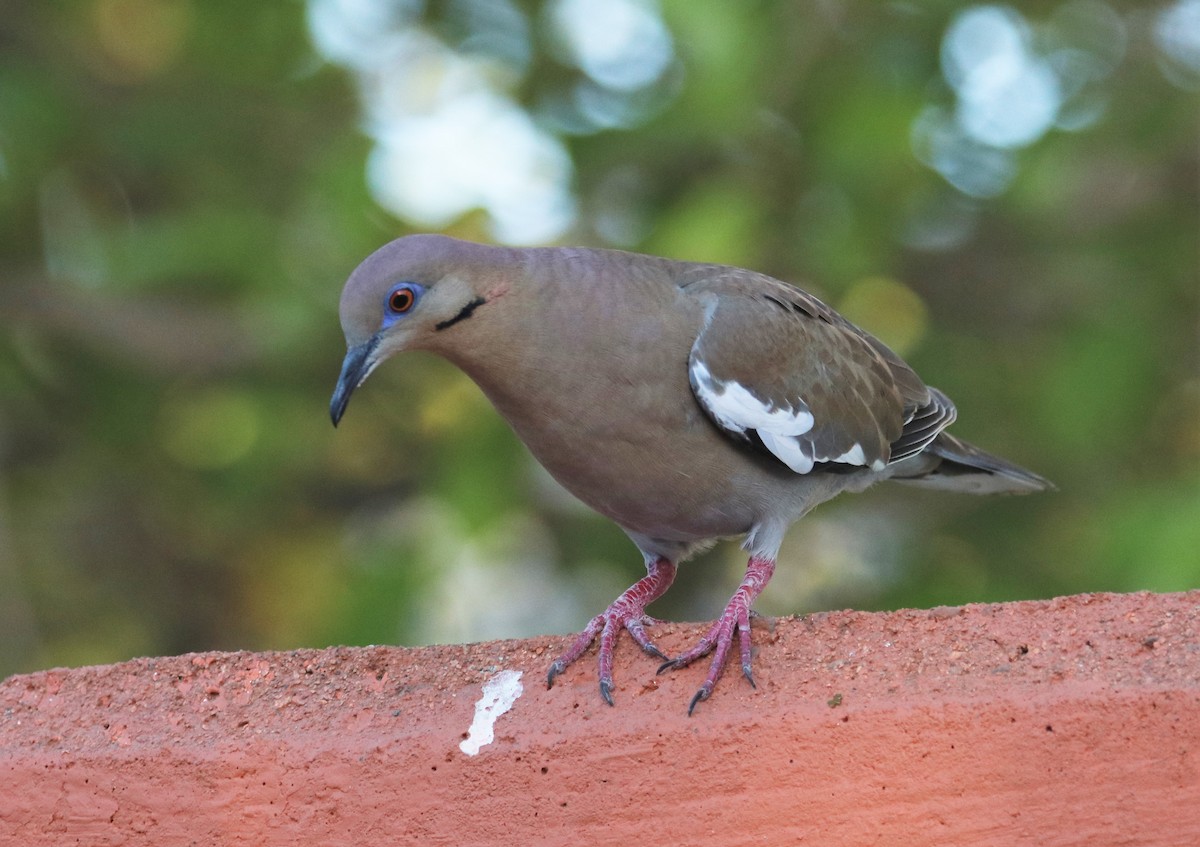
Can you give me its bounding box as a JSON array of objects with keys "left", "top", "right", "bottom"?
[{"left": 329, "top": 234, "right": 507, "bottom": 426}]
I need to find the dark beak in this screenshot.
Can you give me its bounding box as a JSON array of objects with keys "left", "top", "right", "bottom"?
[{"left": 330, "top": 339, "right": 377, "bottom": 427}]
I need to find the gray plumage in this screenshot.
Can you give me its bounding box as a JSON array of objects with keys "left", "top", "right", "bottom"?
[{"left": 331, "top": 234, "right": 1051, "bottom": 712}]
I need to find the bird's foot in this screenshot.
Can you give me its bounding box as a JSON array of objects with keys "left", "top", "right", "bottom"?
[
  {"left": 658, "top": 555, "right": 776, "bottom": 715},
  {"left": 546, "top": 557, "right": 677, "bottom": 706},
  {"left": 656, "top": 599, "right": 754, "bottom": 715}
]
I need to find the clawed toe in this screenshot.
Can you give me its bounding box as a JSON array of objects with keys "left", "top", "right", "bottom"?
[
  {"left": 545, "top": 556, "right": 774, "bottom": 713},
  {"left": 626, "top": 616, "right": 668, "bottom": 661},
  {"left": 546, "top": 659, "right": 567, "bottom": 689},
  {"left": 543, "top": 557, "right": 678, "bottom": 705},
  {"left": 644, "top": 643, "right": 668, "bottom": 661},
  {"left": 656, "top": 559, "right": 775, "bottom": 713}
]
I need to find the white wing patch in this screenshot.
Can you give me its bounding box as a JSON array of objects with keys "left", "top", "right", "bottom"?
[
  {"left": 758, "top": 431, "right": 816, "bottom": 473},
  {"left": 828, "top": 444, "right": 867, "bottom": 465},
  {"left": 691, "top": 359, "right": 888, "bottom": 474},
  {"left": 818, "top": 443, "right": 887, "bottom": 471},
  {"left": 691, "top": 359, "right": 819, "bottom": 473}
]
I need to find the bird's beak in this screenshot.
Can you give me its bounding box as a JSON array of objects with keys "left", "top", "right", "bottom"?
[{"left": 330, "top": 338, "right": 378, "bottom": 427}]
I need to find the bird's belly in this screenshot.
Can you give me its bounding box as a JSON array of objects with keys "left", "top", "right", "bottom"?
[{"left": 514, "top": 405, "right": 807, "bottom": 543}]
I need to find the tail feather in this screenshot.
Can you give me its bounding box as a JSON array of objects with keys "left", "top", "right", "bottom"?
[{"left": 889, "top": 432, "right": 1053, "bottom": 495}]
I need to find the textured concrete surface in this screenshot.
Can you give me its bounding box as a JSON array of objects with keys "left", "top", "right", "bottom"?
[{"left": 2, "top": 591, "right": 1199, "bottom": 846}]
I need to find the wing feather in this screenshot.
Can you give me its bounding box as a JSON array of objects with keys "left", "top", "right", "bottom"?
[{"left": 682, "top": 269, "right": 954, "bottom": 475}]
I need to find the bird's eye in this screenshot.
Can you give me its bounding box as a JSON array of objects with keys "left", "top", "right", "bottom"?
[{"left": 388, "top": 286, "right": 416, "bottom": 314}]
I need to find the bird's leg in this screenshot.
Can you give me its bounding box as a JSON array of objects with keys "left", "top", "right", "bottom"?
[
  {"left": 546, "top": 556, "right": 677, "bottom": 706},
  {"left": 658, "top": 555, "right": 776, "bottom": 715}
]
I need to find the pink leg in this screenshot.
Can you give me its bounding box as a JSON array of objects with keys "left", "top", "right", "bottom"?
[
  {"left": 546, "top": 556, "right": 677, "bottom": 705},
  {"left": 658, "top": 555, "right": 776, "bottom": 715}
]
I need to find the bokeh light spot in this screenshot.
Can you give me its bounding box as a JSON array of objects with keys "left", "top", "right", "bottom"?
[
  {"left": 548, "top": 0, "right": 673, "bottom": 91},
  {"left": 92, "top": 0, "right": 192, "bottom": 81},
  {"left": 837, "top": 276, "right": 929, "bottom": 357},
  {"left": 1155, "top": 0, "right": 1200, "bottom": 89},
  {"left": 158, "top": 388, "right": 261, "bottom": 470},
  {"left": 919, "top": 2, "right": 1128, "bottom": 197}
]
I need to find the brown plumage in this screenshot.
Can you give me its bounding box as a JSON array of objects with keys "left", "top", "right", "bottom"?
[{"left": 331, "top": 234, "right": 1051, "bottom": 713}]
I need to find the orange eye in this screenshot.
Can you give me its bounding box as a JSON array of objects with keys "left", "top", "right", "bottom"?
[{"left": 388, "top": 287, "right": 416, "bottom": 313}]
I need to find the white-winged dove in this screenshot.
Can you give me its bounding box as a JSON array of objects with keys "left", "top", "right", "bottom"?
[{"left": 331, "top": 235, "right": 1051, "bottom": 713}]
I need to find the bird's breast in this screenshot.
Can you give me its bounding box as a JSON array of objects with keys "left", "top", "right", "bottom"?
[
  {"left": 443, "top": 267, "right": 835, "bottom": 543},
  {"left": 471, "top": 350, "right": 809, "bottom": 542}
]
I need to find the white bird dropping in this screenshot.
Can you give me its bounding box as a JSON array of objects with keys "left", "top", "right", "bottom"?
[{"left": 459, "top": 670, "right": 524, "bottom": 756}]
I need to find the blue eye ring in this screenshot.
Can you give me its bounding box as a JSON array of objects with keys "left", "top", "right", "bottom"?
[
  {"left": 382, "top": 282, "right": 425, "bottom": 328},
  {"left": 387, "top": 283, "right": 420, "bottom": 314}
]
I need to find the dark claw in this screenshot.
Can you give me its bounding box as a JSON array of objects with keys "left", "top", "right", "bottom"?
[
  {"left": 687, "top": 686, "right": 711, "bottom": 717},
  {"left": 643, "top": 643, "right": 669, "bottom": 662},
  {"left": 625, "top": 618, "right": 668, "bottom": 662},
  {"left": 599, "top": 679, "right": 614, "bottom": 706},
  {"left": 656, "top": 658, "right": 679, "bottom": 676},
  {"left": 742, "top": 663, "right": 756, "bottom": 688},
  {"left": 546, "top": 660, "right": 565, "bottom": 689}
]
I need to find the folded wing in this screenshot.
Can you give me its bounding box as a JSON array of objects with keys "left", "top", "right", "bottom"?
[{"left": 683, "top": 269, "right": 955, "bottom": 474}]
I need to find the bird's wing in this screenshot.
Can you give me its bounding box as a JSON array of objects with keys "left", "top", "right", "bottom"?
[{"left": 681, "top": 268, "right": 955, "bottom": 474}]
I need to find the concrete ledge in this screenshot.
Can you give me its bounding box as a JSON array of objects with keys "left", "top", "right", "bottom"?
[{"left": 2, "top": 591, "right": 1199, "bottom": 845}]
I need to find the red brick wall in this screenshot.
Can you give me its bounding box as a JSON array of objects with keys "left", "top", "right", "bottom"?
[{"left": 3, "top": 592, "right": 1198, "bottom": 845}]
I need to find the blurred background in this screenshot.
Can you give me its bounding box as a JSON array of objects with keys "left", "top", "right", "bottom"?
[{"left": 1, "top": 0, "right": 1197, "bottom": 679}]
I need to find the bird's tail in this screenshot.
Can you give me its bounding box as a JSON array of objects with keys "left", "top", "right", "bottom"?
[{"left": 888, "top": 431, "right": 1053, "bottom": 495}]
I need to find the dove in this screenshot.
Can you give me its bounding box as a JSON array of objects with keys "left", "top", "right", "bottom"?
[{"left": 331, "top": 235, "right": 1050, "bottom": 713}]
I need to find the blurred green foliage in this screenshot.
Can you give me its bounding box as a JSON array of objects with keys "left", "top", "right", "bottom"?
[{"left": 1, "top": 0, "right": 1197, "bottom": 678}]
